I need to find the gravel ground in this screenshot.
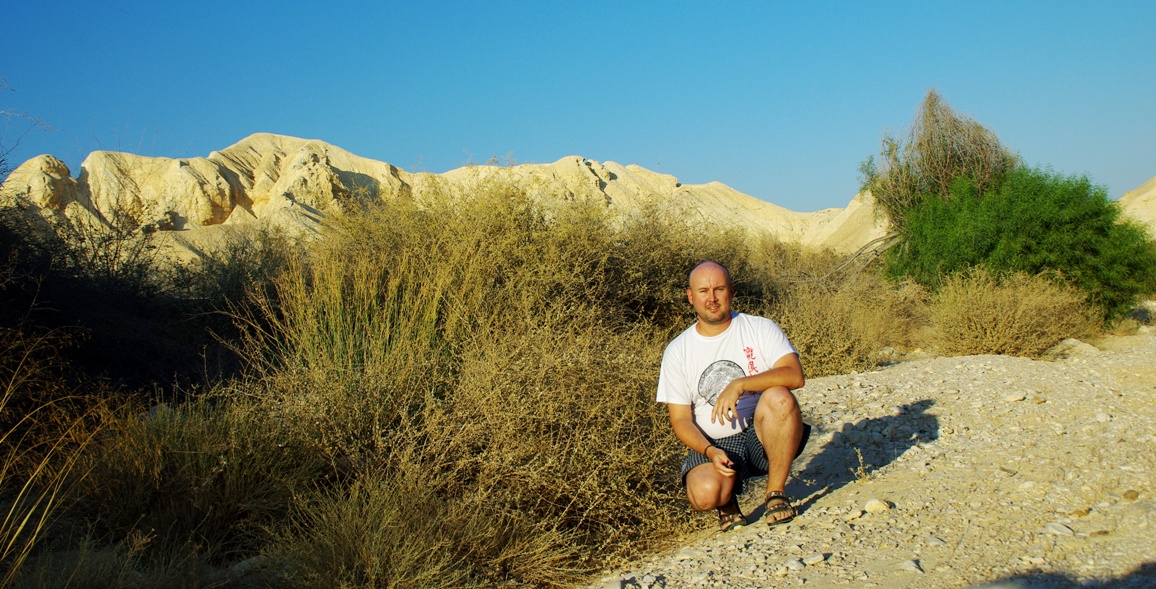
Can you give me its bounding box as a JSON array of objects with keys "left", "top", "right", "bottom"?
[{"left": 591, "top": 328, "right": 1156, "bottom": 589}]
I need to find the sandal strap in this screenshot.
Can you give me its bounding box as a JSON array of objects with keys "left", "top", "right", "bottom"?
[
  {"left": 718, "top": 498, "right": 748, "bottom": 531},
  {"left": 717, "top": 497, "right": 745, "bottom": 519},
  {"left": 765, "top": 500, "right": 795, "bottom": 516},
  {"left": 765, "top": 490, "right": 790, "bottom": 504}
]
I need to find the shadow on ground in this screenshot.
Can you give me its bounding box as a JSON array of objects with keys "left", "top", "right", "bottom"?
[
  {"left": 966, "top": 561, "right": 1156, "bottom": 588},
  {"left": 745, "top": 399, "right": 939, "bottom": 522}
]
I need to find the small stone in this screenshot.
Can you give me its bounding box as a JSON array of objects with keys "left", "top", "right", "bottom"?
[
  {"left": 1003, "top": 393, "right": 1025, "bottom": 402},
  {"left": 803, "top": 553, "right": 826, "bottom": 565},
  {"left": 1123, "top": 490, "right": 1139, "bottom": 500},
  {"left": 1044, "top": 522, "right": 1075, "bottom": 536},
  {"left": 229, "top": 556, "right": 268, "bottom": 574},
  {"left": 1033, "top": 396, "right": 1046, "bottom": 404},
  {"left": 642, "top": 574, "right": 656, "bottom": 587},
  {"left": 943, "top": 427, "right": 954, "bottom": 435},
  {"left": 864, "top": 498, "right": 891, "bottom": 513},
  {"left": 1071, "top": 507, "right": 1090, "bottom": 517},
  {"left": 843, "top": 509, "right": 864, "bottom": 521},
  {"left": 784, "top": 559, "right": 805, "bottom": 571},
  {"left": 898, "top": 559, "right": 924, "bottom": 573},
  {"left": 776, "top": 566, "right": 790, "bottom": 577},
  {"left": 1095, "top": 412, "right": 1111, "bottom": 423}
]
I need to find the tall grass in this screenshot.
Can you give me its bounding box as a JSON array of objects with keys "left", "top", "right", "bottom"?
[
  {"left": 233, "top": 185, "right": 705, "bottom": 585},
  {"left": 0, "top": 327, "right": 99, "bottom": 588}
]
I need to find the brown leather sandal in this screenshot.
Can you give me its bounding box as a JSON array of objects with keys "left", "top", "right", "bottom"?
[
  {"left": 764, "top": 490, "right": 796, "bottom": 526},
  {"left": 717, "top": 497, "right": 748, "bottom": 532}
]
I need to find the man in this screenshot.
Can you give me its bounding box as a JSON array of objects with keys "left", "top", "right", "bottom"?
[{"left": 656, "top": 261, "right": 810, "bottom": 531}]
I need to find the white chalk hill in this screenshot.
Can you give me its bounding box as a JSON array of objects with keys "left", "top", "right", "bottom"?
[
  {"left": 1120, "top": 174, "right": 1156, "bottom": 238},
  {"left": 0, "top": 133, "right": 899, "bottom": 262}
]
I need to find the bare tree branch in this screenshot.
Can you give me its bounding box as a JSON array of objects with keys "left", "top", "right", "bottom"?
[{"left": 1, "top": 79, "right": 54, "bottom": 179}]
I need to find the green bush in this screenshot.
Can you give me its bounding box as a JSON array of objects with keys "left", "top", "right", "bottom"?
[{"left": 886, "top": 167, "right": 1156, "bottom": 319}]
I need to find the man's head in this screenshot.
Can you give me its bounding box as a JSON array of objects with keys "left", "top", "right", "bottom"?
[{"left": 687, "top": 261, "right": 733, "bottom": 332}]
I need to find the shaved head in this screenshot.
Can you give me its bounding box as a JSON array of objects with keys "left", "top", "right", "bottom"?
[{"left": 688, "top": 261, "right": 731, "bottom": 287}]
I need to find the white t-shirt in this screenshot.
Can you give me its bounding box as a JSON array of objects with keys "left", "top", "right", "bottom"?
[{"left": 656, "top": 313, "right": 798, "bottom": 440}]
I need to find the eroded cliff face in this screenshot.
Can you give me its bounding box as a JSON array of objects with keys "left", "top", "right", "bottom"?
[{"left": 1, "top": 132, "right": 889, "bottom": 262}]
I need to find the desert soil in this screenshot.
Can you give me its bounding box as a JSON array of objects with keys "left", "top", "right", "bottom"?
[{"left": 591, "top": 328, "right": 1156, "bottom": 589}]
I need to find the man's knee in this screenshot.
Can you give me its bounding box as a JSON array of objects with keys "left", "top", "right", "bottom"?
[
  {"left": 755, "top": 386, "right": 800, "bottom": 423},
  {"left": 686, "top": 469, "right": 729, "bottom": 510}
]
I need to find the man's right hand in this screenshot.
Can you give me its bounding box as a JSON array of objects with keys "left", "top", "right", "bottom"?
[{"left": 706, "top": 446, "right": 736, "bottom": 477}]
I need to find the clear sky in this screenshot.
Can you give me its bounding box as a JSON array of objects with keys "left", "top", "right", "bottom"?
[{"left": 3, "top": 1, "right": 1154, "bottom": 212}]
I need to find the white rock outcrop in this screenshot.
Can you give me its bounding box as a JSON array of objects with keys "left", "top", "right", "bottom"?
[{"left": 2, "top": 133, "right": 889, "bottom": 261}]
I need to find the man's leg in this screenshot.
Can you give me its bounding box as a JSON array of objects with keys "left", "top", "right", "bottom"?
[
  {"left": 753, "top": 386, "right": 803, "bottom": 521},
  {"left": 684, "top": 462, "right": 737, "bottom": 512}
]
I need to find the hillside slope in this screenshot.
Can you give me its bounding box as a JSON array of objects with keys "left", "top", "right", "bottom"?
[
  {"left": 0, "top": 133, "right": 886, "bottom": 261},
  {"left": 1120, "top": 174, "right": 1156, "bottom": 237}
]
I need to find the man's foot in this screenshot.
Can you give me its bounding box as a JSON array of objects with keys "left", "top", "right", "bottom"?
[
  {"left": 764, "top": 490, "right": 796, "bottom": 526},
  {"left": 717, "top": 497, "right": 748, "bottom": 532}
]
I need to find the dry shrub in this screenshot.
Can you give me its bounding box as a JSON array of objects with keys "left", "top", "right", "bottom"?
[
  {"left": 764, "top": 272, "right": 921, "bottom": 377},
  {"left": 76, "top": 396, "right": 327, "bottom": 563},
  {"left": 863, "top": 88, "right": 1017, "bottom": 232},
  {"left": 268, "top": 471, "right": 470, "bottom": 589},
  {"left": 930, "top": 268, "right": 1099, "bottom": 357},
  {"left": 12, "top": 539, "right": 140, "bottom": 589},
  {"left": 604, "top": 205, "right": 758, "bottom": 326},
  {"left": 427, "top": 305, "right": 689, "bottom": 567},
  {"left": 231, "top": 183, "right": 705, "bottom": 585}
]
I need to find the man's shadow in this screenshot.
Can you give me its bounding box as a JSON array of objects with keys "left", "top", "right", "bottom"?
[{"left": 746, "top": 399, "right": 939, "bottom": 522}]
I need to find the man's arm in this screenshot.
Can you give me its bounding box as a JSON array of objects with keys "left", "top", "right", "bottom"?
[
  {"left": 710, "top": 352, "right": 804, "bottom": 425},
  {"left": 667, "top": 404, "right": 736, "bottom": 477}
]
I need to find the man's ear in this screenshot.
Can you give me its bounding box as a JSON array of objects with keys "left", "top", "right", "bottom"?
[{"left": 686, "top": 288, "right": 694, "bottom": 305}]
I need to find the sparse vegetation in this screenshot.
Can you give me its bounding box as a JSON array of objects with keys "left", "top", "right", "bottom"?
[{"left": 0, "top": 158, "right": 1134, "bottom": 587}]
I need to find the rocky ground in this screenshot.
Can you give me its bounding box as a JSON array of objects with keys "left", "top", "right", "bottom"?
[{"left": 591, "top": 328, "right": 1156, "bottom": 589}]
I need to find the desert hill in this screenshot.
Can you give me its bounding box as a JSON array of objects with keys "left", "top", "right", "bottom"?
[
  {"left": 1120, "top": 173, "right": 1156, "bottom": 237},
  {"left": 4, "top": 135, "right": 1154, "bottom": 265},
  {"left": 0, "top": 133, "right": 885, "bottom": 262}
]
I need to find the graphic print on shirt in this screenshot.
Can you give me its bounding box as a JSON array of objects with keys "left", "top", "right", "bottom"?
[{"left": 696, "top": 360, "right": 746, "bottom": 406}]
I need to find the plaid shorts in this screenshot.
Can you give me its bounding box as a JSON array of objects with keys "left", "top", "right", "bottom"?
[{"left": 680, "top": 423, "right": 812, "bottom": 494}]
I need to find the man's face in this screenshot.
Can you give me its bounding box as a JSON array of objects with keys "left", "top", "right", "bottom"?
[{"left": 687, "top": 264, "right": 733, "bottom": 327}]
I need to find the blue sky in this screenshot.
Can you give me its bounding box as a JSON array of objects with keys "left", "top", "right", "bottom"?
[{"left": 3, "top": 1, "right": 1154, "bottom": 211}]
